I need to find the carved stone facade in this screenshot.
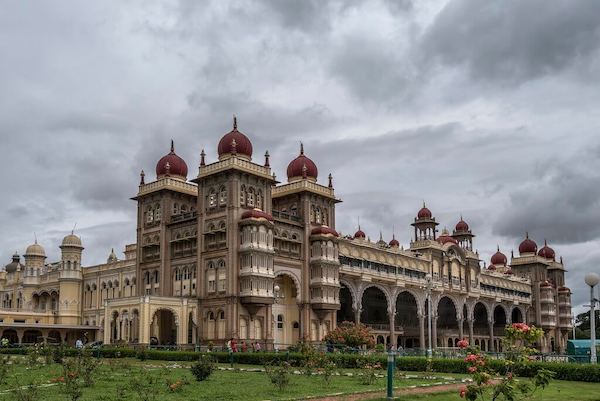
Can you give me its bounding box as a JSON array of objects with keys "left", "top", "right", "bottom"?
[{"left": 0, "top": 120, "right": 572, "bottom": 353}]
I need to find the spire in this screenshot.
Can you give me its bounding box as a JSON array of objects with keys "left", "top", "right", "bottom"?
[
  {"left": 264, "top": 150, "right": 270, "bottom": 167},
  {"left": 200, "top": 149, "right": 206, "bottom": 167},
  {"left": 272, "top": 172, "right": 277, "bottom": 181},
  {"left": 379, "top": 231, "right": 383, "bottom": 241},
  {"left": 233, "top": 115, "right": 237, "bottom": 130},
  {"left": 423, "top": 200, "right": 426, "bottom": 208},
  {"left": 71, "top": 222, "right": 77, "bottom": 235},
  {"left": 170, "top": 139, "right": 174, "bottom": 153},
  {"left": 140, "top": 169, "right": 145, "bottom": 185},
  {"left": 328, "top": 173, "right": 333, "bottom": 188},
  {"left": 34, "top": 232, "right": 37, "bottom": 244},
  {"left": 300, "top": 142, "right": 304, "bottom": 155},
  {"left": 497, "top": 244, "right": 500, "bottom": 251},
  {"left": 544, "top": 238, "right": 548, "bottom": 246},
  {"left": 511, "top": 249, "right": 514, "bottom": 258},
  {"left": 525, "top": 231, "right": 529, "bottom": 239}
]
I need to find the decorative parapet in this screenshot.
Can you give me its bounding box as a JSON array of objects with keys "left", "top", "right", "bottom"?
[
  {"left": 198, "top": 156, "right": 274, "bottom": 181},
  {"left": 135, "top": 177, "right": 198, "bottom": 198},
  {"left": 273, "top": 179, "right": 338, "bottom": 201}
]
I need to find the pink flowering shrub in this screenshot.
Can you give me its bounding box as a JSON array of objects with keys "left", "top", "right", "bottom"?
[{"left": 459, "top": 323, "right": 554, "bottom": 400}]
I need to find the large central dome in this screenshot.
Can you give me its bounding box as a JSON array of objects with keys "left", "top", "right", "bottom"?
[{"left": 218, "top": 117, "right": 253, "bottom": 160}]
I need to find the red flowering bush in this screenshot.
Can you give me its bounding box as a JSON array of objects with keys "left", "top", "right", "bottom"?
[
  {"left": 323, "top": 321, "right": 375, "bottom": 349},
  {"left": 457, "top": 339, "right": 469, "bottom": 349},
  {"left": 459, "top": 323, "right": 554, "bottom": 400}
]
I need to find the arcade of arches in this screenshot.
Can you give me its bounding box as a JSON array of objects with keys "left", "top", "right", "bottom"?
[{"left": 337, "top": 282, "right": 525, "bottom": 351}]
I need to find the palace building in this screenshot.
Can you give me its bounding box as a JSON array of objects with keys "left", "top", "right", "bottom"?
[{"left": 0, "top": 119, "right": 573, "bottom": 353}]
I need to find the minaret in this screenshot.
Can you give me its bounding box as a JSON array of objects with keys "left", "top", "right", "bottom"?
[
  {"left": 411, "top": 202, "right": 439, "bottom": 241},
  {"left": 59, "top": 232, "right": 84, "bottom": 324}
]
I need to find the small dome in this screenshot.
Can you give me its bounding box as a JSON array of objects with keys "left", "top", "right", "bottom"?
[
  {"left": 241, "top": 208, "right": 273, "bottom": 222},
  {"left": 156, "top": 140, "right": 188, "bottom": 179},
  {"left": 540, "top": 281, "right": 553, "bottom": 288},
  {"left": 490, "top": 246, "right": 507, "bottom": 266},
  {"left": 354, "top": 228, "right": 366, "bottom": 239},
  {"left": 518, "top": 233, "right": 537, "bottom": 255},
  {"left": 558, "top": 286, "right": 571, "bottom": 293},
  {"left": 61, "top": 233, "right": 82, "bottom": 248},
  {"left": 438, "top": 228, "right": 458, "bottom": 245},
  {"left": 218, "top": 117, "right": 253, "bottom": 160},
  {"left": 25, "top": 242, "right": 46, "bottom": 257},
  {"left": 455, "top": 218, "right": 469, "bottom": 232},
  {"left": 389, "top": 236, "right": 400, "bottom": 247},
  {"left": 487, "top": 264, "right": 496, "bottom": 271},
  {"left": 311, "top": 225, "right": 339, "bottom": 237},
  {"left": 537, "top": 240, "right": 555, "bottom": 260},
  {"left": 417, "top": 204, "right": 432, "bottom": 219},
  {"left": 286, "top": 143, "right": 318, "bottom": 182},
  {"left": 4, "top": 253, "right": 20, "bottom": 273},
  {"left": 107, "top": 248, "right": 118, "bottom": 264}
]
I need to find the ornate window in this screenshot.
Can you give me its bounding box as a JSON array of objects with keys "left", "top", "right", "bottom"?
[
  {"left": 208, "top": 189, "right": 217, "bottom": 208},
  {"left": 247, "top": 188, "right": 255, "bottom": 207},
  {"left": 218, "top": 260, "right": 226, "bottom": 292},
  {"left": 219, "top": 186, "right": 227, "bottom": 206},
  {"left": 240, "top": 185, "right": 246, "bottom": 206},
  {"left": 172, "top": 203, "right": 179, "bottom": 215},
  {"left": 277, "top": 314, "right": 284, "bottom": 329},
  {"left": 256, "top": 190, "right": 262, "bottom": 209},
  {"left": 207, "top": 262, "right": 216, "bottom": 293}
]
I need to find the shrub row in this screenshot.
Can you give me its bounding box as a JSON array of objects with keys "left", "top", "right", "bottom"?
[{"left": 3, "top": 347, "right": 600, "bottom": 382}]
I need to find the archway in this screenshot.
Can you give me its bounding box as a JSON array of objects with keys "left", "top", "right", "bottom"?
[
  {"left": 337, "top": 283, "right": 355, "bottom": 323},
  {"left": 1, "top": 329, "right": 18, "bottom": 344},
  {"left": 437, "top": 297, "right": 459, "bottom": 347},
  {"left": 360, "top": 286, "right": 389, "bottom": 329},
  {"left": 48, "top": 330, "right": 62, "bottom": 344},
  {"left": 511, "top": 307, "right": 523, "bottom": 323},
  {"left": 395, "top": 291, "right": 420, "bottom": 348},
  {"left": 23, "top": 330, "right": 42, "bottom": 344},
  {"left": 493, "top": 305, "right": 507, "bottom": 340},
  {"left": 273, "top": 274, "right": 300, "bottom": 346},
  {"left": 151, "top": 309, "right": 178, "bottom": 345},
  {"left": 473, "top": 303, "right": 488, "bottom": 350}
]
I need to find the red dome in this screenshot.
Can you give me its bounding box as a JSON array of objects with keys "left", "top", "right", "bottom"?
[
  {"left": 558, "top": 286, "right": 570, "bottom": 293},
  {"left": 538, "top": 240, "right": 555, "bottom": 260},
  {"left": 156, "top": 140, "right": 188, "bottom": 179},
  {"left": 217, "top": 117, "right": 253, "bottom": 159},
  {"left": 311, "top": 225, "right": 339, "bottom": 237},
  {"left": 491, "top": 247, "right": 507, "bottom": 266},
  {"left": 241, "top": 208, "right": 273, "bottom": 222},
  {"left": 354, "top": 228, "right": 366, "bottom": 239},
  {"left": 389, "top": 237, "right": 400, "bottom": 247},
  {"left": 438, "top": 234, "right": 458, "bottom": 245},
  {"left": 519, "top": 233, "right": 537, "bottom": 254},
  {"left": 455, "top": 218, "right": 469, "bottom": 232},
  {"left": 487, "top": 264, "right": 496, "bottom": 271},
  {"left": 417, "top": 204, "right": 432, "bottom": 219},
  {"left": 287, "top": 143, "right": 318, "bottom": 181}
]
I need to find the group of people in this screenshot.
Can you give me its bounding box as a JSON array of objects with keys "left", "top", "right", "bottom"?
[{"left": 225, "top": 338, "right": 262, "bottom": 353}]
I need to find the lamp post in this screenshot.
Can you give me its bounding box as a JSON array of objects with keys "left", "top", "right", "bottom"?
[
  {"left": 387, "top": 349, "right": 396, "bottom": 400},
  {"left": 585, "top": 272, "right": 600, "bottom": 364},
  {"left": 425, "top": 273, "right": 434, "bottom": 359}
]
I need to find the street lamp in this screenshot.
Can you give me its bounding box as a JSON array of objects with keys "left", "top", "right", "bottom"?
[
  {"left": 425, "top": 273, "right": 434, "bottom": 359},
  {"left": 584, "top": 272, "right": 600, "bottom": 364},
  {"left": 274, "top": 284, "right": 282, "bottom": 304}
]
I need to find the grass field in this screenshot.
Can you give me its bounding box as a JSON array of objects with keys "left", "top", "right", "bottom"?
[
  {"left": 3, "top": 356, "right": 599, "bottom": 401},
  {"left": 0, "top": 357, "right": 466, "bottom": 401},
  {"left": 373, "top": 379, "right": 600, "bottom": 401}
]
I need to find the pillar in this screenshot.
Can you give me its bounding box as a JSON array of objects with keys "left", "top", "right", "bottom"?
[
  {"left": 354, "top": 305, "right": 361, "bottom": 325},
  {"left": 468, "top": 319, "right": 474, "bottom": 343},
  {"left": 432, "top": 316, "right": 438, "bottom": 349},
  {"left": 488, "top": 319, "right": 495, "bottom": 352},
  {"left": 419, "top": 314, "right": 425, "bottom": 352},
  {"left": 458, "top": 318, "right": 464, "bottom": 340},
  {"left": 388, "top": 306, "right": 396, "bottom": 348}
]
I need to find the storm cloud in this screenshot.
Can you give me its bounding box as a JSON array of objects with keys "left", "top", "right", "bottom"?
[{"left": 1, "top": 0, "right": 600, "bottom": 313}]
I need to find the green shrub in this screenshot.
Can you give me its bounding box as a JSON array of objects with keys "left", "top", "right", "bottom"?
[
  {"left": 264, "top": 362, "right": 291, "bottom": 391},
  {"left": 190, "top": 355, "right": 214, "bottom": 382}
]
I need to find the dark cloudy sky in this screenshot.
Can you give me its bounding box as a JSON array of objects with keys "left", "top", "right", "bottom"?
[{"left": 2, "top": 0, "right": 600, "bottom": 313}]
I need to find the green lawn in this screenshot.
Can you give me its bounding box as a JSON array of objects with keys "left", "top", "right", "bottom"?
[
  {"left": 0, "top": 357, "right": 467, "bottom": 401},
  {"left": 374, "top": 379, "right": 600, "bottom": 401}
]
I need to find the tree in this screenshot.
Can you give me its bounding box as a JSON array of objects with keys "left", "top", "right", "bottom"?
[
  {"left": 571, "top": 310, "right": 600, "bottom": 339},
  {"left": 324, "top": 321, "right": 375, "bottom": 349}
]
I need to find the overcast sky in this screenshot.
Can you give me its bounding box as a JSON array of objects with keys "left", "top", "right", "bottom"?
[{"left": 1, "top": 0, "right": 600, "bottom": 313}]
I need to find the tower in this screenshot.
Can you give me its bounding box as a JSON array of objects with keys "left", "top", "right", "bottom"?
[
  {"left": 452, "top": 216, "right": 475, "bottom": 250},
  {"left": 58, "top": 233, "right": 84, "bottom": 325},
  {"left": 411, "top": 202, "right": 439, "bottom": 241}
]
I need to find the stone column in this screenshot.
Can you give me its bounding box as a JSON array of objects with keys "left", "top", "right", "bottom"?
[
  {"left": 458, "top": 318, "right": 464, "bottom": 340},
  {"left": 418, "top": 314, "right": 426, "bottom": 352},
  {"left": 354, "top": 304, "right": 361, "bottom": 325},
  {"left": 488, "top": 319, "right": 495, "bottom": 352},
  {"left": 388, "top": 306, "right": 396, "bottom": 348},
  {"left": 432, "top": 315, "right": 438, "bottom": 349},
  {"left": 468, "top": 319, "right": 474, "bottom": 343}
]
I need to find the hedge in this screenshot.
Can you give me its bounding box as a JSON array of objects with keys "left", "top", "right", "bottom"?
[{"left": 3, "top": 347, "right": 600, "bottom": 382}]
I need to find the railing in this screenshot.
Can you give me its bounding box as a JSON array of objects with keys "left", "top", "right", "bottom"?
[{"left": 272, "top": 210, "right": 302, "bottom": 223}]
